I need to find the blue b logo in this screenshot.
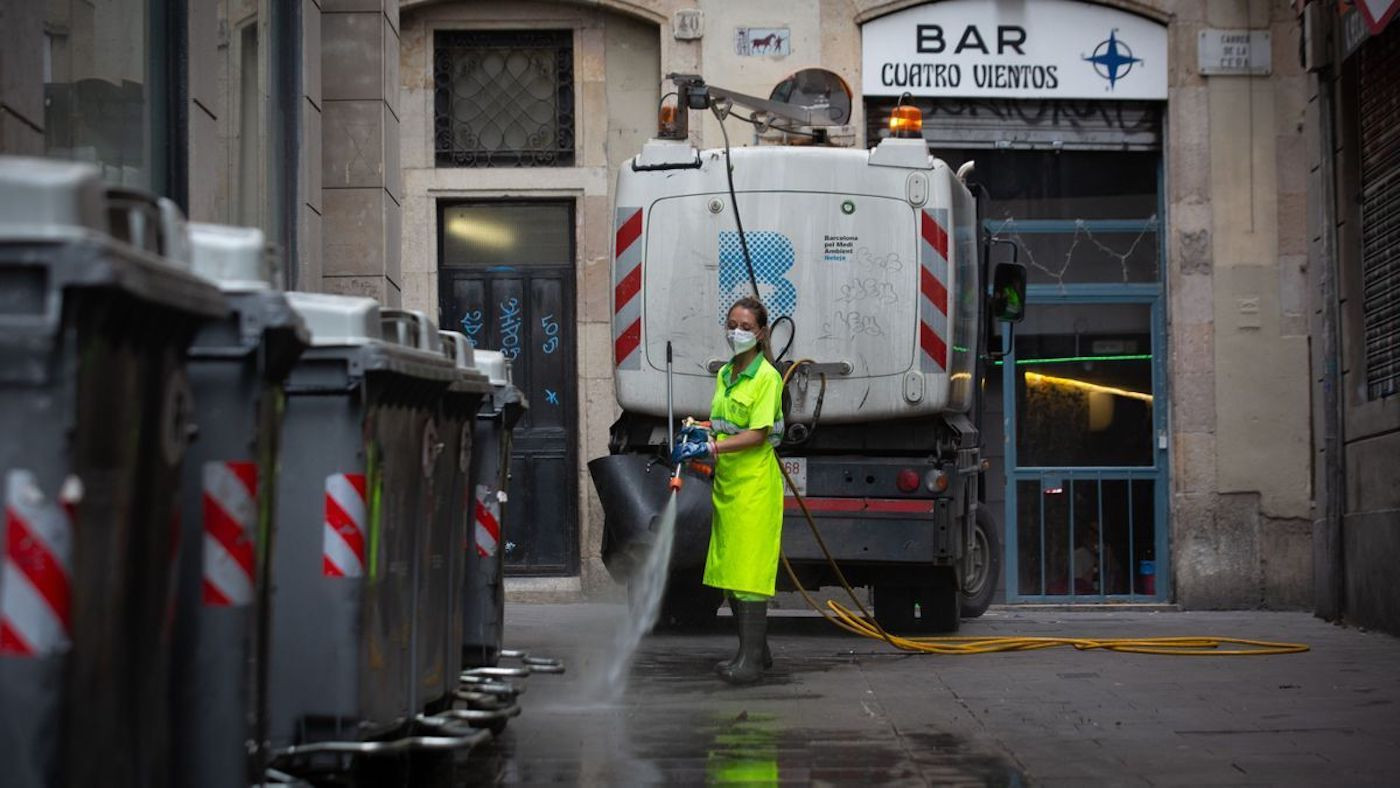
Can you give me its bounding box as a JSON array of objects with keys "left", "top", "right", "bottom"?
[{"left": 718, "top": 231, "right": 798, "bottom": 322}]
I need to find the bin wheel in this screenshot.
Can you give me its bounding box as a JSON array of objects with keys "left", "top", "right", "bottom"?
[{"left": 960, "top": 507, "right": 1001, "bottom": 619}]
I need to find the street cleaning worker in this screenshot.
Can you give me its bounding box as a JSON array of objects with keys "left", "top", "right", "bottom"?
[{"left": 671, "top": 296, "right": 785, "bottom": 685}]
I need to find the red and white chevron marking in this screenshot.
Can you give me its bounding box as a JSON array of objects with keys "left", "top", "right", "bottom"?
[
  {"left": 613, "top": 207, "right": 644, "bottom": 370},
  {"left": 201, "top": 461, "right": 258, "bottom": 607},
  {"left": 322, "top": 473, "right": 367, "bottom": 577},
  {"left": 473, "top": 485, "right": 501, "bottom": 558},
  {"left": 0, "top": 470, "right": 73, "bottom": 657},
  {"left": 919, "top": 208, "right": 951, "bottom": 373}
]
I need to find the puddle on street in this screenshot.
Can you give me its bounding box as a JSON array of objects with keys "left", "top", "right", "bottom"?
[
  {"left": 450, "top": 704, "right": 1025, "bottom": 786},
  {"left": 437, "top": 613, "right": 1024, "bottom": 785}
]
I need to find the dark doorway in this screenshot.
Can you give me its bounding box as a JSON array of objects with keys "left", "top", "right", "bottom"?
[{"left": 437, "top": 200, "right": 578, "bottom": 576}]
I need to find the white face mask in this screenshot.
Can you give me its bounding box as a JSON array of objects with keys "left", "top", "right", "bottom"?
[{"left": 726, "top": 328, "right": 758, "bottom": 354}]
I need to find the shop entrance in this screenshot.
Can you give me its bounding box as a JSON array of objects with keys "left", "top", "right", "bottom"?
[
  {"left": 437, "top": 200, "right": 578, "bottom": 576},
  {"left": 867, "top": 98, "right": 1168, "bottom": 601}
]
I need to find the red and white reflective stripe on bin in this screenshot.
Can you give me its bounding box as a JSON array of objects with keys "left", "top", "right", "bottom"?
[
  {"left": 201, "top": 461, "right": 258, "bottom": 606},
  {"left": 322, "top": 473, "right": 367, "bottom": 577},
  {"left": 473, "top": 485, "right": 501, "bottom": 558},
  {"left": 0, "top": 470, "right": 74, "bottom": 657}
]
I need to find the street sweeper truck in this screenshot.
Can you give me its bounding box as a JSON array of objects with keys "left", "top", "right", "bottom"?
[{"left": 587, "top": 70, "right": 1027, "bottom": 633}]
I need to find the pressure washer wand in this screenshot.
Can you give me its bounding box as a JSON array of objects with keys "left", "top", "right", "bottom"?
[{"left": 666, "top": 341, "right": 682, "bottom": 492}]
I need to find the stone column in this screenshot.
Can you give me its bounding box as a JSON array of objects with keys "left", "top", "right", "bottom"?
[
  {"left": 0, "top": 4, "right": 46, "bottom": 156},
  {"left": 321, "top": 0, "right": 402, "bottom": 306}
]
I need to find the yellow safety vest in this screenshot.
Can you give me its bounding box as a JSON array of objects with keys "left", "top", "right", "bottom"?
[{"left": 702, "top": 354, "right": 785, "bottom": 597}]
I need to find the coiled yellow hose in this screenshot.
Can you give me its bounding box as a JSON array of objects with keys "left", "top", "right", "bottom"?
[{"left": 776, "top": 359, "right": 1308, "bottom": 657}]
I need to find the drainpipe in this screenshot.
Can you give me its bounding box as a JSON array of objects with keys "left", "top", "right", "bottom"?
[{"left": 1305, "top": 2, "right": 1346, "bottom": 621}]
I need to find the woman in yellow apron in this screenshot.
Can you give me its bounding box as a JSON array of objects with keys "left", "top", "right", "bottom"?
[{"left": 671, "top": 296, "right": 785, "bottom": 685}]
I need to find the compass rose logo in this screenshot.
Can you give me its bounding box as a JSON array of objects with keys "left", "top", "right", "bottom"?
[{"left": 1083, "top": 29, "right": 1143, "bottom": 90}]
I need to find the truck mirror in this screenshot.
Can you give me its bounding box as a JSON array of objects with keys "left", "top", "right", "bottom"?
[{"left": 990, "top": 263, "right": 1027, "bottom": 323}]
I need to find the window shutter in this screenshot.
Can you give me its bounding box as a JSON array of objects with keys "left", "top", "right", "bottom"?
[{"left": 1360, "top": 29, "right": 1400, "bottom": 400}]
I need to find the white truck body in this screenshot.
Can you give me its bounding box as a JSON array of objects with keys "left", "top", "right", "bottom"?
[{"left": 611, "top": 139, "right": 981, "bottom": 424}]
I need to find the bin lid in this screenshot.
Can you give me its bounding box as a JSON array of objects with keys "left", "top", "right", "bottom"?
[
  {"left": 473, "top": 349, "right": 512, "bottom": 387},
  {"left": 440, "top": 330, "right": 476, "bottom": 369},
  {"left": 284, "top": 291, "right": 381, "bottom": 346},
  {"left": 0, "top": 157, "right": 106, "bottom": 238},
  {"left": 189, "top": 223, "right": 271, "bottom": 290},
  {"left": 381, "top": 308, "right": 443, "bottom": 354}
]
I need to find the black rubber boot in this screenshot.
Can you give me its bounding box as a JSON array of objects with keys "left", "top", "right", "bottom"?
[
  {"left": 715, "top": 597, "right": 772, "bottom": 674},
  {"left": 717, "top": 600, "right": 768, "bottom": 685}
]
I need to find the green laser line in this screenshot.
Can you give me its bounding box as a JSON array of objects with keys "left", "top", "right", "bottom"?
[{"left": 992, "top": 354, "right": 1152, "bottom": 367}]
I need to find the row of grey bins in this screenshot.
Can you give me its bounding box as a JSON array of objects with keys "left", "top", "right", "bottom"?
[{"left": 0, "top": 157, "right": 559, "bottom": 787}]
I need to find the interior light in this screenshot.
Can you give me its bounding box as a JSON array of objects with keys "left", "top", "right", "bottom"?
[
  {"left": 1024, "top": 371, "right": 1153, "bottom": 403},
  {"left": 889, "top": 105, "right": 923, "bottom": 138},
  {"left": 446, "top": 215, "right": 515, "bottom": 250}
]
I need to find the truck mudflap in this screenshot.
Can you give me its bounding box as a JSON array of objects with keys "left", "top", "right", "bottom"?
[{"left": 588, "top": 454, "right": 714, "bottom": 582}]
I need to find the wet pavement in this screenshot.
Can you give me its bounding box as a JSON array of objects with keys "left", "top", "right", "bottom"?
[{"left": 444, "top": 603, "right": 1400, "bottom": 786}]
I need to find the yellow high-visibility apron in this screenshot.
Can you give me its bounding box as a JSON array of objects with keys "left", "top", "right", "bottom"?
[{"left": 702, "top": 355, "right": 785, "bottom": 597}]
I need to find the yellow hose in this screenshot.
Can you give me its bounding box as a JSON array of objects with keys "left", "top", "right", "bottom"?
[{"left": 775, "top": 359, "right": 1308, "bottom": 657}]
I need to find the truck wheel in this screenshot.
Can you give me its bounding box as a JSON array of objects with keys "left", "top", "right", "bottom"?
[{"left": 959, "top": 507, "right": 1001, "bottom": 619}]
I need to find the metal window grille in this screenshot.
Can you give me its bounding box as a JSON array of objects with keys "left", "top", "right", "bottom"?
[
  {"left": 433, "top": 30, "right": 575, "bottom": 167},
  {"left": 864, "top": 98, "right": 1163, "bottom": 151},
  {"left": 1360, "top": 30, "right": 1400, "bottom": 400}
]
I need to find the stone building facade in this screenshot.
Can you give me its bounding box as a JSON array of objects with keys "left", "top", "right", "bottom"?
[
  {"left": 0, "top": 0, "right": 1331, "bottom": 611},
  {"left": 1297, "top": 1, "right": 1400, "bottom": 637}
]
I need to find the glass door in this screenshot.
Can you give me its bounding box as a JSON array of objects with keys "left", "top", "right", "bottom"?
[
  {"left": 924, "top": 105, "right": 1168, "bottom": 603},
  {"left": 1003, "top": 297, "right": 1167, "bottom": 600}
]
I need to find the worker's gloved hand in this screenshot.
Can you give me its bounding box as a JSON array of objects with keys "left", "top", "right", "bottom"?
[
  {"left": 677, "top": 423, "right": 711, "bottom": 445},
  {"left": 670, "top": 436, "right": 714, "bottom": 465}
]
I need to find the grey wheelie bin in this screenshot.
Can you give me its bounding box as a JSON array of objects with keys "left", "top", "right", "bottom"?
[
  {"left": 460, "top": 350, "right": 527, "bottom": 669},
  {"left": 169, "top": 224, "right": 309, "bottom": 788},
  {"left": 0, "top": 157, "right": 227, "bottom": 788},
  {"left": 266, "top": 294, "right": 484, "bottom": 776},
  {"left": 419, "top": 329, "right": 491, "bottom": 715}
]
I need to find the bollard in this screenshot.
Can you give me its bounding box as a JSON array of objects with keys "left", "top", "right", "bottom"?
[
  {"left": 169, "top": 224, "right": 309, "bottom": 788},
  {"left": 461, "top": 350, "right": 528, "bottom": 669},
  {"left": 420, "top": 330, "right": 491, "bottom": 715},
  {"left": 266, "top": 294, "right": 481, "bottom": 776},
  {"left": 0, "top": 158, "right": 227, "bottom": 788}
]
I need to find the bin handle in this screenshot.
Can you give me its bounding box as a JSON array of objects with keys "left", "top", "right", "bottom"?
[
  {"left": 269, "top": 725, "right": 489, "bottom": 759},
  {"left": 456, "top": 684, "right": 520, "bottom": 701},
  {"left": 522, "top": 656, "right": 566, "bottom": 674},
  {"left": 457, "top": 673, "right": 522, "bottom": 690},
  {"left": 440, "top": 331, "right": 470, "bottom": 368},
  {"left": 418, "top": 704, "right": 522, "bottom": 727},
  {"left": 462, "top": 666, "right": 531, "bottom": 679},
  {"left": 499, "top": 649, "right": 566, "bottom": 674},
  {"left": 380, "top": 309, "right": 427, "bottom": 350},
  {"left": 456, "top": 690, "right": 515, "bottom": 707}
]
